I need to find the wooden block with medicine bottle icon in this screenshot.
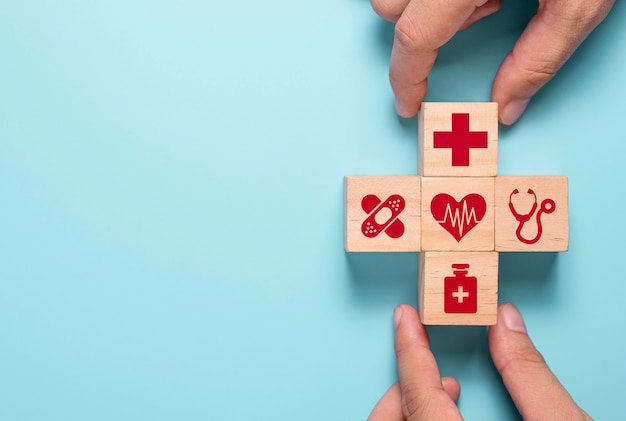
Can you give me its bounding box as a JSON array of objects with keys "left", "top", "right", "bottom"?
[{"left": 419, "top": 251, "right": 498, "bottom": 325}]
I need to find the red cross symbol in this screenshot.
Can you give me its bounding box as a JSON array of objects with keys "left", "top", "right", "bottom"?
[
  {"left": 433, "top": 113, "right": 488, "bottom": 167},
  {"left": 452, "top": 285, "right": 470, "bottom": 303},
  {"left": 444, "top": 263, "right": 477, "bottom": 314}
]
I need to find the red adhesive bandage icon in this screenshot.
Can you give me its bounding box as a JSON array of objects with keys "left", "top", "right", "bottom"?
[
  {"left": 361, "top": 194, "right": 405, "bottom": 238},
  {"left": 444, "top": 264, "right": 477, "bottom": 314}
]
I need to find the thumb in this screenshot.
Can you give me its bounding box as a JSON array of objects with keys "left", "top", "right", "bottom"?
[
  {"left": 393, "top": 305, "right": 462, "bottom": 421},
  {"left": 488, "top": 304, "right": 591, "bottom": 420},
  {"left": 492, "top": 0, "right": 614, "bottom": 125}
]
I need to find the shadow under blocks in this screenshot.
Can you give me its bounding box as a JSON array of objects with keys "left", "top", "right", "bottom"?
[{"left": 344, "top": 103, "right": 568, "bottom": 325}]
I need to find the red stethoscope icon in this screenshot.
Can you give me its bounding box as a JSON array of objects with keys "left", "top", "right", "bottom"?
[{"left": 509, "top": 189, "right": 556, "bottom": 245}]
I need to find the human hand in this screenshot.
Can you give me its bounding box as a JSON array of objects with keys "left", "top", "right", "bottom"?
[
  {"left": 367, "top": 303, "right": 591, "bottom": 420},
  {"left": 370, "top": 0, "right": 614, "bottom": 124}
]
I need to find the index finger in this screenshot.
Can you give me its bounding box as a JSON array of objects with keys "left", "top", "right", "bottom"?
[{"left": 391, "top": 0, "right": 488, "bottom": 117}]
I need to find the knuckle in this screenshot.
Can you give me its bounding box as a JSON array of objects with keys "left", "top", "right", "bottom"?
[
  {"left": 402, "top": 387, "right": 432, "bottom": 420},
  {"left": 403, "top": 388, "right": 461, "bottom": 421},
  {"left": 394, "top": 15, "right": 431, "bottom": 52},
  {"left": 547, "top": 0, "right": 614, "bottom": 30},
  {"left": 570, "top": 0, "right": 614, "bottom": 25},
  {"left": 507, "top": 51, "right": 560, "bottom": 90},
  {"left": 521, "top": 59, "right": 559, "bottom": 87},
  {"left": 499, "top": 346, "right": 547, "bottom": 378}
]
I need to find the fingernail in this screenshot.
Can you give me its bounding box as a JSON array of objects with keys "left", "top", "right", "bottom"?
[
  {"left": 393, "top": 306, "right": 403, "bottom": 330},
  {"left": 500, "top": 98, "right": 530, "bottom": 125},
  {"left": 500, "top": 304, "right": 527, "bottom": 333},
  {"left": 394, "top": 97, "right": 409, "bottom": 118}
]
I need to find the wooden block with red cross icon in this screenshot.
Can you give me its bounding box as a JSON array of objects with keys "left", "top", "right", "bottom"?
[
  {"left": 495, "top": 176, "right": 569, "bottom": 251},
  {"left": 344, "top": 176, "right": 422, "bottom": 252},
  {"left": 419, "top": 102, "right": 498, "bottom": 177},
  {"left": 421, "top": 177, "right": 495, "bottom": 251},
  {"left": 419, "top": 251, "right": 498, "bottom": 325}
]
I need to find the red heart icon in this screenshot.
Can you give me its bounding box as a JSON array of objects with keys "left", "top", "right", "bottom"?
[{"left": 430, "top": 193, "right": 486, "bottom": 242}]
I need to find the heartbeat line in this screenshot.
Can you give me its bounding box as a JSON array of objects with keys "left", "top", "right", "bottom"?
[
  {"left": 430, "top": 193, "right": 486, "bottom": 242},
  {"left": 436, "top": 202, "right": 480, "bottom": 237}
]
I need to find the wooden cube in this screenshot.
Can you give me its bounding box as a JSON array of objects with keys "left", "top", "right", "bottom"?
[
  {"left": 345, "top": 176, "right": 421, "bottom": 252},
  {"left": 418, "top": 102, "right": 498, "bottom": 177},
  {"left": 421, "top": 177, "right": 495, "bottom": 251},
  {"left": 495, "top": 176, "right": 569, "bottom": 251},
  {"left": 419, "top": 251, "right": 498, "bottom": 325}
]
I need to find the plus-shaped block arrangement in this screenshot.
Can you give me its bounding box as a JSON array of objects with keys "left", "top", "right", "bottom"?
[{"left": 344, "top": 102, "right": 569, "bottom": 325}]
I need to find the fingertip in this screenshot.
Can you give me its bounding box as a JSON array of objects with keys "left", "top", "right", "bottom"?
[
  {"left": 370, "top": 0, "right": 404, "bottom": 23},
  {"left": 498, "top": 302, "right": 527, "bottom": 333},
  {"left": 393, "top": 305, "right": 404, "bottom": 330},
  {"left": 394, "top": 97, "right": 419, "bottom": 118},
  {"left": 389, "top": 58, "right": 427, "bottom": 118},
  {"left": 488, "top": 303, "right": 529, "bottom": 352},
  {"left": 441, "top": 376, "right": 461, "bottom": 403},
  {"left": 488, "top": 303, "right": 527, "bottom": 366},
  {"left": 393, "top": 304, "right": 421, "bottom": 332},
  {"left": 499, "top": 98, "right": 530, "bottom": 125}
]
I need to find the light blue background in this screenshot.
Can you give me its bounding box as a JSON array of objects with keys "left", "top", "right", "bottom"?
[{"left": 1, "top": 1, "right": 625, "bottom": 420}]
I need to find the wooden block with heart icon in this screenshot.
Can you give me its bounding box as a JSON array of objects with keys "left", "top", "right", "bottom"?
[
  {"left": 344, "top": 175, "right": 422, "bottom": 252},
  {"left": 421, "top": 177, "right": 495, "bottom": 251}
]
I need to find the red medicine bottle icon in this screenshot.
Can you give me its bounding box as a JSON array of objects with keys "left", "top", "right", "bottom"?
[{"left": 444, "top": 264, "right": 477, "bottom": 314}]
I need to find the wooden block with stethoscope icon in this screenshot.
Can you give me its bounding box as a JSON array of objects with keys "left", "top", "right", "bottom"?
[
  {"left": 344, "top": 102, "right": 569, "bottom": 325},
  {"left": 495, "top": 176, "right": 568, "bottom": 252}
]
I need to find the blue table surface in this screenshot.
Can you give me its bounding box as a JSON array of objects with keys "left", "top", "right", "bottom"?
[{"left": 2, "top": 1, "right": 625, "bottom": 420}]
